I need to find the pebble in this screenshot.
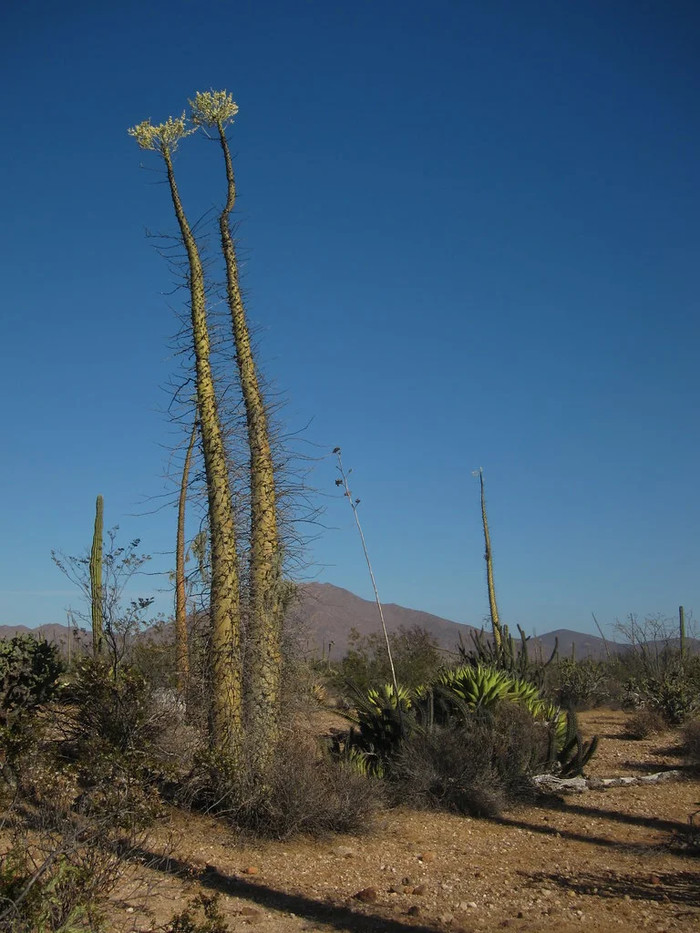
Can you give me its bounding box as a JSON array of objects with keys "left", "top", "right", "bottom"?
[
  {"left": 242, "top": 866, "right": 260, "bottom": 875},
  {"left": 419, "top": 850, "right": 437, "bottom": 862},
  {"left": 353, "top": 887, "right": 379, "bottom": 903},
  {"left": 412, "top": 884, "right": 427, "bottom": 896},
  {"left": 334, "top": 845, "right": 354, "bottom": 858}
]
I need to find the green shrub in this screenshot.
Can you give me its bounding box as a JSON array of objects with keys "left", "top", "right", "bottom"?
[
  {"left": 552, "top": 658, "right": 607, "bottom": 709},
  {"left": 0, "top": 838, "right": 110, "bottom": 932},
  {"left": 333, "top": 625, "right": 444, "bottom": 695},
  {"left": 0, "top": 636, "right": 63, "bottom": 720},
  {"left": 66, "top": 658, "right": 162, "bottom": 758},
  {"left": 0, "top": 636, "right": 63, "bottom": 787},
  {"left": 624, "top": 662, "right": 700, "bottom": 725}
]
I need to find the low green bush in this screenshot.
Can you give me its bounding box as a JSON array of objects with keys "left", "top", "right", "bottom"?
[
  {"left": 0, "top": 842, "right": 105, "bottom": 933},
  {"left": 624, "top": 660, "right": 700, "bottom": 725},
  {"left": 333, "top": 662, "right": 599, "bottom": 814},
  {"left": 0, "top": 635, "right": 63, "bottom": 788},
  {"left": 332, "top": 625, "right": 445, "bottom": 695},
  {"left": 0, "top": 635, "right": 63, "bottom": 718},
  {"left": 552, "top": 658, "right": 608, "bottom": 709}
]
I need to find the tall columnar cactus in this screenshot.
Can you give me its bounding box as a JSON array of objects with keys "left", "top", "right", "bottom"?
[
  {"left": 89, "top": 494, "right": 104, "bottom": 657},
  {"left": 129, "top": 115, "right": 243, "bottom": 764},
  {"left": 175, "top": 418, "right": 198, "bottom": 697},
  {"left": 477, "top": 468, "right": 503, "bottom": 651},
  {"left": 190, "top": 91, "right": 282, "bottom": 772}
]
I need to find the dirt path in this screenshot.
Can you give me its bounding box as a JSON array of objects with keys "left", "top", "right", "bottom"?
[{"left": 115, "top": 710, "right": 700, "bottom": 932}]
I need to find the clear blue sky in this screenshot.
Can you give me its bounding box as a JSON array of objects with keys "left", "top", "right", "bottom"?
[{"left": 2, "top": 0, "right": 698, "bottom": 638}]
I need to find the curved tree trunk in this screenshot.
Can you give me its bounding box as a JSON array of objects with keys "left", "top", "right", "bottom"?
[
  {"left": 215, "top": 122, "right": 282, "bottom": 773},
  {"left": 163, "top": 148, "right": 243, "bottom": 764}
]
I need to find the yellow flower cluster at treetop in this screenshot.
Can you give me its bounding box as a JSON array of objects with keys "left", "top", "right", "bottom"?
[
  {"left": 127, "top": 113, "right": 196, "bottom": 153},
  {"left": 189, "top": 90, "right": 239, "bottom": 128}
]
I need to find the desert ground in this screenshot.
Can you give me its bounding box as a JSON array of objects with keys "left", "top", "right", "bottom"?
[{"left": 105, "top": 709, "right": 699, "bottom": 933}]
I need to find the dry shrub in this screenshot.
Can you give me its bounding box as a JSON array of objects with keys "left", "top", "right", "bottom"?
[
  {"left": 388, "top": 703, "right": 549, "bottom": 818},
  {"left": 681, "top": 717, "right": 700, "bottom": 766},
  {"left": 161, "top": 893, "right": 230, "bottom": 932},
  {"left": 184, "top": 726, "right": 383, "bottom": 839},
  {"left": 623, "top": 709, "right": 667, "bottom": 739}
]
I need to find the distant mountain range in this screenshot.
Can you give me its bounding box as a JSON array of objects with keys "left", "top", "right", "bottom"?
[
  {"left": 2, "top": 582, "right": 695, "bottom": 661},
  {"left": 286, "top": 583, "right": 617, "bottom": 660}
]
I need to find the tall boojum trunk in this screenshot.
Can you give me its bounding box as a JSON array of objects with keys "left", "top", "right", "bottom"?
[
  {"left": 175, "top": 418, "right": 197, "bottom": 697},
  {"left": 479, "top": 469, "right": 503, "bottom": 651},
  {"left": 214, "top": 118, "right": 282, "bottom": 770},
  {"left": 162, "top": 146, "right": 243, "bottom": 763},
  {"left": 90, "top": 494, "right": 104, "bottom": 658}
]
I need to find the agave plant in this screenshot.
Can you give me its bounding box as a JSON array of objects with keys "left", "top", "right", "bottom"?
[
  {"left": 334, "top": 682, "right": 414, "bottom": 776},
  {"left": 333, "top": 665, "right": 598, "bottom": 781},
  {"left": 436, "top": 665, "right": 529, "bottom": 711}
]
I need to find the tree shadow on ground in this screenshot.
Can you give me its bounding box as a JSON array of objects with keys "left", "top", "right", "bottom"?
[
  {"left": 529, "top": 793, "right": 690, "bottom": 834},
  {"left": 487, "top": 813, "right": 654, "bottom": 854},
  {"left": 651, "top": 741, "right": 688, "bottom": 758},
  {"left": 129, "top": 846, "right": 448, "bottom": 933},
  {"left": 525, "top": 869, "right": 700, "bottom": 907},
  {"left": 617, "top": 758, "right": 687, "bottom": 773}
]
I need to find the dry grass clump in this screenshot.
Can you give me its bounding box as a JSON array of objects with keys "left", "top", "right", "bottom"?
[
  {"left": 623, "top": 709, "right": 667, "bottom": 739},
  {"left": 681, "top": 717, "right": 700, "bottom": 766},
  {"left": 387, "top": 703, "right": 548, "bottom": 818},
  {"left": 183, "top": 726, "right": 383, "bottom": 840}
]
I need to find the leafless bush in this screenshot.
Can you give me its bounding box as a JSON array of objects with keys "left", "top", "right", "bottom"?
[
  {"left": 681, "top": 717, "right": 700, "bottom": 766},
  {"left": 388, "top": 703, "right": 548, "bottom": 818},
  {"left": 623, "top": 709, "right": 667, "bottom": 740},
  {"left": 183, "top": 725, "right": 383, "bottom": 839}
]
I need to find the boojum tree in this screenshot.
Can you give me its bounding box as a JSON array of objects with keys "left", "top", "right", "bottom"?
[
  {"left": 175, "top": 418, "right": 198, "bottom": 697},
  {"left": 189, "top": 91, "right": 282, "bottom": 771},
  {"left": 128, "top": 115, "right": 243, "bottom": 765},
  {"left": 476, "top": 467, "right": 503, "bottom": 651},
  {"left": 90, "top": 494, "right": 104, "bottom": 658}
]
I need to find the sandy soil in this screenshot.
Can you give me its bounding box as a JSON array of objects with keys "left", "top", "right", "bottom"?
[{"left": 107, "top": 709, "right": 699, "bottom": 933}]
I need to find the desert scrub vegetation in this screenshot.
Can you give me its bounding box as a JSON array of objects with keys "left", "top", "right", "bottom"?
[
  {"left": 330, "top": 662, "right": 598, "bottom": 816},
  {"left": 681, "top": 717, "right": 700, "bottom": 767},
  {"left": 614, "top": 611, "right": 700, "bottom": 725},
  {"left": 330, "top": 624, "right": 446, "bottom": 696},
  {"left": 623, "top": 708, "right": 668, "bottom": 739},
  {"left": 0, "top": 640, "right": 156, "bottom": 931}
]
